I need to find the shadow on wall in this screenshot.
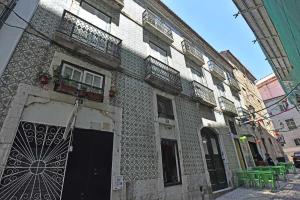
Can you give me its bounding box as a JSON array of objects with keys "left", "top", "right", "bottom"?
[{"left": 0, "top": 2, "right": 257, "bottom": 199}]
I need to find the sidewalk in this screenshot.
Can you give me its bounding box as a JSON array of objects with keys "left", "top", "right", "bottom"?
[{"left": 216, "top": 171, "right": 300, "bottom": 200}]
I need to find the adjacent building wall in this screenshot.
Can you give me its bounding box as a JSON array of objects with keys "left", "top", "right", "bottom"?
[{"left": 257, "top": 74, "right": 300, "bottom": 160}]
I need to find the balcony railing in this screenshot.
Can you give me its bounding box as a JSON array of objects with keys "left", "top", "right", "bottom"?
[
  {"left": 228, "top": 77, "right": 240, "bottom": 91},
  {"left": 142, "top": 10, "right": 173, "bottom": 44},
  {"left": 191, "top": 81, "right": 216, "bottom": 107},
  {"left": 102, "top": 0, "right": 124, "bottom": 9},
  {"left": 208, "top": 61, "right": 226, "bottom": 81},
  {"left": 145, "top": 56, "right": 182, "bottom": 94},
  {"left": 54, "top": 77, "right": 104, "bottom": 102},
  {"left": 237, "top": 107, "right": 250, "bottom": 122},
  {"left": 182, "top": 40, "right": 205, "bottom": 66},
  {"left": 55, "top": 10, "right": 122, "bottom": 68},
  {"left": 219, "top": 96, "right": 237, "bottom": 116}
]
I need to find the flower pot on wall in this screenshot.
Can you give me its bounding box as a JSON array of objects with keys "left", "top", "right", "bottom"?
[{"left": 86, "top": 92, "right": 103, "bottom": 102}]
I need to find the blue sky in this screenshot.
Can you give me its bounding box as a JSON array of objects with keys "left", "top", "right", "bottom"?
[{"left": 162, "top": 0, "right": 273, "bottom": 80}]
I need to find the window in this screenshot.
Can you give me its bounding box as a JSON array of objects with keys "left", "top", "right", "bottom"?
[
  {"left": 0, "top": 0, "right": 17, "bottom": 29},
  {"left": 285, "top": 119, "right": 297, "bottom": 130},
  {"left": 268, "top": 138, "right": 273, "bottom": 146},
  {"left": 217, "top": 83, "right": 225, "bottom": 96},
  {"left": 191, "top": 67, "right": 207, "bottom": 86},
  {"left": 157, "top": 95, "right": 174, "bottom": 119},
  {"left": 278, "top": 104, "right": 285, "bottom": 112},
  {"left": 59, "top": 62, "right": 105, "bottom": 94},
  {"left": 228, "top": 120, "right": 237, "bottom": 135},
  {"left": 257, "top": 99, "right": 261, "bottom": 104},
  {"left": 294, "top": 138, "right": 300, "bottom": 146},
  {"left": 226, "top": 72, "right": 235, "bottom": 80},
  {"left": 79, "top": 0, "right": 111, "bottom": 32},
  {"left": 61, "top": 63, "right": 83, "bottom": 88},
  {"left": 161, "top": 139, "right": 181, "bottom": 186},
  {"left": 149, "top": 42, "right": 168, "bottom": 64}
]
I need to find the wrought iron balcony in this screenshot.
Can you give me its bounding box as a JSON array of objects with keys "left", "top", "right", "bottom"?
[
  {"left": 228, "top": 77, "right": 241, "bottom": 91},
  {"left": 182, "top": 40, "right": 205, "bottom": 66},
  {"left": 219, "top": 96, "right": 237, "bottom": 116},
  {"left": 145, "top": 56, "right": 182, "bottom": 94},
  {"left": 54, "top": 10, "right": 122, "bottom": 69},
  {"left": 191, "top": 81, "right": 216, "bottom": 107},
  {"left": 208, "top": 61, "right": 226, "bottom": 81},
  {"left": 142, "top": 10, "right": 173, "bottom": 44}
]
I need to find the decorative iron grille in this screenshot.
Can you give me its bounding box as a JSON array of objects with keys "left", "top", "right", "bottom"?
[
  {"left": 145, "top": 56, "right": 182, "bottom": 93},
  {"left": 142, "top": 10, "right": 173, "bottom": 40},
  {"left": 0, "top": 121, "right": 72, "bottom": 200},
  {"left": 191, "top": 81, "right": 216, "bottom": 107},
  {"left": 182, "top": 40, "right": 205, "bottom": 65},
  {"left": 208, "top": 60, "right": 226, "bottom": 80},
  {"left": 219, "top": 96, "right": 237, "bottom": 115},
  {"left": 58, "top": 10, "right": 121, "bottom": 59}
]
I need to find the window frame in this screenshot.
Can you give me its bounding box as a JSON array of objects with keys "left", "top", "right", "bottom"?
[
  {"left": 79, "top": 0, "right": 112, "bottom": 32},
  {"left": 157, "top": 95, "right": 174, "bottom": 120},
  {"left": 160, "top": 139, "right": 182, "bottom": 187},
  {"left": 191, "top": 67, "right": 207, "bottom": 87},
  {"left": 228, "top": 119, "right": 237, "bottom": 135},
  {"left": 294, "top": 138, "right": 300, "bottom": 146},
  {"left": 285, "top": 118, "right": 297, "bottom": 130},
  {"left": 60, "top": 61, "right": 106, "bottom": 91},
  {"left": 149, "top": 41, "right": 168, "bottom": 64}
]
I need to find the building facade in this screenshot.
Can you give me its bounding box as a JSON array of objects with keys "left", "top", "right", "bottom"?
[
  {"left": 221, "top": 51, "right": 283, "bottom": 164},
  {"left": 257, "top": 74, "right": 300, "bottom": 160},
  {"left": 0, "top": 0, "right": 282, "bottom": 199}
]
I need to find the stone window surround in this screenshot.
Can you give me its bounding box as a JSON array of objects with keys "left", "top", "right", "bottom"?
[
  {"left": 49, "top": 52, "right": 112, "bottom": 104},
  {"left": 152, "top": 89, "right": 186, "bottom": 195}
]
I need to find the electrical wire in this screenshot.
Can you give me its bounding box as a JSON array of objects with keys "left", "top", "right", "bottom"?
[
  {"left": 3, "top": 0, "right": 299, "bottom": 113},
  {"left": 247, "top": 81, "right": 300, "bottom": 116}
]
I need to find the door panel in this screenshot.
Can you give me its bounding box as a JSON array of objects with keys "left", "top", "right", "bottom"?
[
  {"left": 62, "top": 128, "right": 113, "bottom": 200},
  {"left": 202, "top": 128, "right": 228, "bottom": 191},
  {"left": 234, "top": 139, "right": 247, "bottom": 169}
]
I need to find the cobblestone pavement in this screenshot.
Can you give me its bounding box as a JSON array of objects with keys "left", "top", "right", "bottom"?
[{"left": 216, "top": 170, "right": 300, "bottom": 200}]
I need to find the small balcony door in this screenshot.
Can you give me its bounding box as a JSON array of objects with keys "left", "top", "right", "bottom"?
[{"left": 62, "top": 128, "right": 114, "bottom": 200}]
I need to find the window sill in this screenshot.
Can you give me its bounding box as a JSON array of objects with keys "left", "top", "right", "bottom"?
[{"left": 164, "top": 181, "right": 182, "bottom": 187}]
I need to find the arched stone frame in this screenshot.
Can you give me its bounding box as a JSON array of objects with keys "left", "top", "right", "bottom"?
[{"left": 0, "top": 83, "right": 124, "bottom": 200}]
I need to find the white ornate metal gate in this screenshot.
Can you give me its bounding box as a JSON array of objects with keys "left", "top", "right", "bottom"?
[{"left": 0, "top": 121, "right": 72, "bottom": 200}]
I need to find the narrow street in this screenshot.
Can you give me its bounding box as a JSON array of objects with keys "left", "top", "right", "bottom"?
[{"left": 217, "top": 170, "right": 300, "bottom": 200}]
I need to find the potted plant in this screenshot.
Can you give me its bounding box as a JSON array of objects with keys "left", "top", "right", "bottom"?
[
  {"left": 37, "top": 71, "right": 52, "bottom": 85},
  {"left": 86, "top": 91, "right": 103, "bottom": 102}
]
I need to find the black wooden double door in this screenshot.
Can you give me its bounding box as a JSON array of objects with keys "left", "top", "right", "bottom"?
[
  {"left": 201, "top": 128, "right": 228, "bottom": 191},
  {"left": 62, "top": 128, "right": 114, "bottom": 200}
]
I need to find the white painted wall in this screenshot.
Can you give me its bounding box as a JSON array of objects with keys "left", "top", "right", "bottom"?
[{"left": 266, "top": 98, "right": 300, "bottom": 160}]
